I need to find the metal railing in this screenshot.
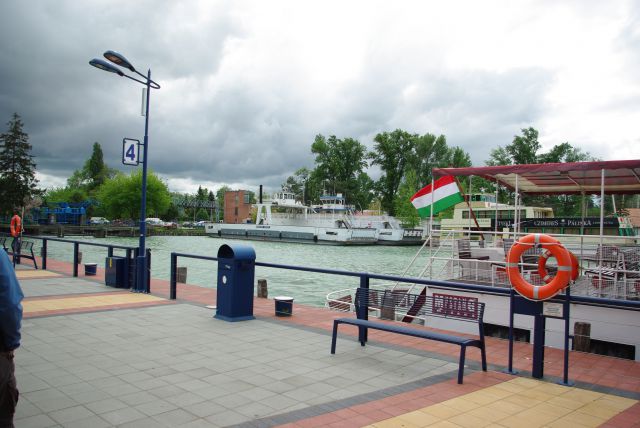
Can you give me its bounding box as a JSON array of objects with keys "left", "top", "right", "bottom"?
[
  {"left": 2, "top": 233, "right": 148, "bottom": 292},
  {"left": 168, "top": 250, "right": 640, "bottom": 311}
]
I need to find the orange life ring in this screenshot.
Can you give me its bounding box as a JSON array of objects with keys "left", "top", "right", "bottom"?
[
  {"left": 538, "top": 249, "right": 579, "bottom": 283},
  {"left": 10, "top": 214, "right": 22, "bottom": 237},
  {"left": 506, "top": 234, "right": 572, "bottom": 301}
]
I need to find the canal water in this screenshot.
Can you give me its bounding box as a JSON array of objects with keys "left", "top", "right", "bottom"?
[{"left": 42, "top": 236, "right": 437, "bottom": 307}]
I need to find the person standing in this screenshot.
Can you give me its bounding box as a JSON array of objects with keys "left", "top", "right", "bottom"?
[
  {"left": 9, "top": 211, "right": 22, "bottom": 266},
  {"left": 0, "top": 248, "right": 23, "bottom": 428}
]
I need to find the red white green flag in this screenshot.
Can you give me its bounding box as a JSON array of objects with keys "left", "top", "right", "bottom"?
[{"left": 411, "top": 176, "right": 463, "bottom": 218}]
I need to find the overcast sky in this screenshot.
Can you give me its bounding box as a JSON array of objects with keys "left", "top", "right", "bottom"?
[{"left": 1, "top": 1, "right": 639, "bottom": 195}]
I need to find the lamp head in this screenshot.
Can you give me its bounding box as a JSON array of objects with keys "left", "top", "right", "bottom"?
[
  {"left": 103, "top": 50, "right": 135, "bottom": 72},
  {"left": 89, "top": 59, "right": 124, "bottom": 76}
]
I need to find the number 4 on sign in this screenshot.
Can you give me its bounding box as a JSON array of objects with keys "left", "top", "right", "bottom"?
[{"left": 122, "top": 138, "right": 141, "bottom": 166}]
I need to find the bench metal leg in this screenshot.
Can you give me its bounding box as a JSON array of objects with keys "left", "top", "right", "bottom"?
[
  {"left": 480, "top": 343, "right": 487, "bottom": 371},
  {"left": 31, "top": 251, "right": 38, "bottom": 269},
  {"left": 458, "top": 345, "right": 466, "bottom": 384},
  {"left": 331, "top": 320, "right": 339, "bottom": 354}
]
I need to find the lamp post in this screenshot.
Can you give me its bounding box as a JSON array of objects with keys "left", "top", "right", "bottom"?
[{"left": 90, "top": 51, "right": 160, "bottom": 293}]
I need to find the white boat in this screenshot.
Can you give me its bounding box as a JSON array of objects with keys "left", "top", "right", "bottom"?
[
  {"left": 327, "top": 160, "right": 640, "bottom": 362},
  {"left": 206, "top": 189, "right": 424, "bottom": 245},
  {"left": 205, "top": 189, "right": 379, "bottom": 245}
]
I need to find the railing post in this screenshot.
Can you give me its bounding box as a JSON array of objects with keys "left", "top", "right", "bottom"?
[
  {"left": 170, "top": 253, "right": 177, "bottom": 300},
  {"left": 73, "top": 242, "right": 79, "bottom": 277},
  {"left": 108, "top": 246, "right": 113, "bottom": 258},
  {"left": 42, "top": 238, "right": 48, "bottom": 270},
  {"left": 146, "top": 249, "right": 151, "bottom": 293},
  {"left": 358, "top": 274, "right": 369, "bottom": 344},
  {"left": 125, "top": 248, "right": 132, "bottom": 289}
]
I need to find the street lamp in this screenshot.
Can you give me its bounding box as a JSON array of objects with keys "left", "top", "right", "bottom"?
[{"left": 90, "top": 50, "right": 160, "bottom": 293}]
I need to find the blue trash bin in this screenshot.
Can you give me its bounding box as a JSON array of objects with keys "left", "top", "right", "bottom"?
[{"left": 215, "top": 244, "right": 256, "bottom": 322}]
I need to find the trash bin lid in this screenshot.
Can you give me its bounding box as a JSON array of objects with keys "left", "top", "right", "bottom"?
[
  {"left": 217, "top": 243, "right": 256, "bottom": 260},
  {"left": 273, "top": 296, "right": 293, "bottom": 301}
]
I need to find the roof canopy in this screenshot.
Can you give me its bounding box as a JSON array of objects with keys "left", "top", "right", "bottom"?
[{"left": 433, "top": 160, "right": 640, "bottom": 195}]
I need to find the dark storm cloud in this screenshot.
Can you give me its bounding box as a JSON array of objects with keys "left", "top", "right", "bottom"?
[{"left": 1, "top": 1, "right": 636, "bottom": 193}]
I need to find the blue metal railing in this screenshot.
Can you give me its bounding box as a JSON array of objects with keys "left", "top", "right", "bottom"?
[{"left": 169, "top": 251, "right": 640, "bottom": 311}]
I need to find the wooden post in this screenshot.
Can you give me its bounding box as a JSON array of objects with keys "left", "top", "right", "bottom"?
[
  {"left": 176, "top": 267, "right": 187, "bottom": 283},
  {"left": 257, "top": 279, "right": 268, "bottom": 298},
  {"left": 573, "top": 322, "right": 591, "bottom": 352}
]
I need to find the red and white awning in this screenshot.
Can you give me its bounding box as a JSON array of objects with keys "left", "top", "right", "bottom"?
[{"left": 433, "top": 160, "right": 640, "bottom": 195}]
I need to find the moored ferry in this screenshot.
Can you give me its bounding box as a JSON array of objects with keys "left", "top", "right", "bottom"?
[
  {"left": 206, "top": 189, "right": 424, "bottom": 245},
  {"left": 327, "top": 160, "right": 640, "bottom": 361}
]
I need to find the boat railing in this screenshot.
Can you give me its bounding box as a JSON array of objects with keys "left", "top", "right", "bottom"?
[{"left": 418, "top": 229, "right": 640, "bottom": 301}]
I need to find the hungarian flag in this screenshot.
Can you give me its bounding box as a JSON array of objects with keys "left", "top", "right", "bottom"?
[{"left": 411, "top": 176, "right": 463, "bottom": 218}]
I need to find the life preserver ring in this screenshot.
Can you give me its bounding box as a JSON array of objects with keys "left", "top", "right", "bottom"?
[
  {"left": 506, "top": 234, "right": 572, "bottom": 301},
  {"left": 10, "top": 215, "right": 22, "bottom": 237},
  {"left": 538, "top": 249, "right": 579, "bottom": 283}
]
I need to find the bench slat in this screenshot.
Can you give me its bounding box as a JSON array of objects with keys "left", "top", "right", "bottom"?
[{"left": 335, "top": 318, "right": 478, "bottom": 346}]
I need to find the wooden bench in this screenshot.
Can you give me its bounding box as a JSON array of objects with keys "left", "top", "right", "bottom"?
[
  {"left": 331, "top": 288, "right": 487, "bottom": 384},
  {"left": 7, "top": 240, "right": 38, "bottom": 269}
]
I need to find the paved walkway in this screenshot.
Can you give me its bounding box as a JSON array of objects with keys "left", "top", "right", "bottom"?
[{"left": 11, "top": 261, "right": 640, "bottom": 427}]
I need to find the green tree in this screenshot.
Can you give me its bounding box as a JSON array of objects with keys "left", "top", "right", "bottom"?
[
  {"left": 410, "top": 133, "right": 450, "bottom": 186},
  {"left": 44, "top": 187, "right": 88, "bottom": 204},
  {"left": 67, "top": 142, "right": 114, "bottom": 193},
  {"left": 369, "top": 129, "right": 415, "bottom": 215},
  {"left": 310, "top": 134, "right": 368, "bottom": 203},
  {"left": 394, "top": 169, "right": 421, "bottom": 227},
  {"left": 0, "top": 113, "right": 38, "bottom": 214},
  {"left": 96, "top": 170, "right": 171, "bottom": 219},
  {"left": 216, "top": 185, "right": 231, "bottom": 214}
]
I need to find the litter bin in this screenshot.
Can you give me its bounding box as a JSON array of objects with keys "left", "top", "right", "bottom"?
[
  {"left": 85, "top": 263, "right": 97, "bottom": 276},
  {"left": 105, "top": 256, "right": 126, "bottom": 288},
  {"left": 274, "top": 296, "right": 294, "bottom": 317},
  {"left": 215, "top": 244, "right": 256, "bottom": 322}
]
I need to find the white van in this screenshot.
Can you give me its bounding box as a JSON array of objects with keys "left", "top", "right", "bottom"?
[{"left": 145, "top": 218, "right": 164, "bottom": 226}]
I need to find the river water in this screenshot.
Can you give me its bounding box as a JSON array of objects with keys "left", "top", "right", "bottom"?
[{"left": 43, "top": 236, "right": 436, "bottom": 307}]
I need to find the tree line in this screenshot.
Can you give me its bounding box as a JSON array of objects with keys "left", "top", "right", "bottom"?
[{"left": 2, "top": 112, "right": 636, "bottom": 224}]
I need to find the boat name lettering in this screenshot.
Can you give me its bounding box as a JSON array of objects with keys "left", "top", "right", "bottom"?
[
  {"left": 493, "top": 217, "right": 619, "bottom": 229},
  {"left": 432, "top": 293, "right": 478, "bottom": 319}
]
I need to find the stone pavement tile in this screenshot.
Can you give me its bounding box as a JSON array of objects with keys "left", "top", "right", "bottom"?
[
  {"left": 61, "top": 414, "right": 113, "bottom": 428},
  {"left": 100, "top": 406, "right": 147, "bottom": 425},
  {"left": 118, "top": 390, "right": 158, "bottom": 406},
  {"left": 183, "top": 400, "right": 228, "bottom": 418},
  {"left": 164, "top": 390, "right": 207, "bottom": 408},
  {"left": 205, "top": 409, "right": 249, "bottom": 426},
  {"left": 13, "top": 413, "right": 58, "bottom": 428},
  {"left": 151, "top": 408, "right": 199, "bottom": 427},
  {"left": 67, "top": 388, "right": 111, "bottom": 405},
  {"left": 48, "top": 405, "right": 95, "bottom": 424},
  {"left": 18, "top": 373, "right": 51, "bottom": 393},
  {"left": 180, "top": 419, "right": 219, "bottom": 428},
  {"left": 14, "top": 398, "right": 43, "bottom": 420},
  {"left": 135, "top": 398, "right": 179, "bottom": 416},
  {"left": 84, "top": 397, "right": 129, "bottom": 414}
]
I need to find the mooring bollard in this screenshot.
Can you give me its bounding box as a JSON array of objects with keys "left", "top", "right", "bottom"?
[
  {"left": 573, "top": 322, "right": 591, "bottom": 352},
  {"left": 176, "top": 267, "right": 187, "bottom": 283},
  {"left": 257, "top": 279, "right": 268, "bottom": 298}
]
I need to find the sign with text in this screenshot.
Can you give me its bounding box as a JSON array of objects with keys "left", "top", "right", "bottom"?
[
  {"left": 122, "top": 138, "right": 140, "bottom": 166},
  {"left": 432, "top": 293, "right": 479, "bottom": 319},
  {"left": 493, "top": 217, "right": 619, "bottom": 229}
]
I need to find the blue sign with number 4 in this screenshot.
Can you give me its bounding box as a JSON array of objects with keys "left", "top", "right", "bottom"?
[{"left": 122, "top": 138, "right": 140, "bottom": 165}]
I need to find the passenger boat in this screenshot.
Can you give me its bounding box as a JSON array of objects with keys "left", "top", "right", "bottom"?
[
  {"left": 205, "top": 189, "right": 424, "bottom": 245},
  {"left": 327, "top": 160, "right": 640, "bottom": 362}
]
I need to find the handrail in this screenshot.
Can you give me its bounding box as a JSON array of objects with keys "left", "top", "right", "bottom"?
[
  {"left": 169, "top": 250, "right": 640, "bottom": 310},
  {"left": 2, "top": 234, "right": 144, "bottom": 290}
]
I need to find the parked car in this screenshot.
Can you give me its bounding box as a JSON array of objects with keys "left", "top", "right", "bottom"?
[
  {"left": 145, "top": 217, "right": 164, "bottom": 226},
  {"left": 89, "top": 217, "right": 110, "bottom": 225}
]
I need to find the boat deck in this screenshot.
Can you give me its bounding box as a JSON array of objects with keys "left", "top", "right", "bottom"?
[{"left": 12, "top": 259, "right": 640, "bottom": 427}]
